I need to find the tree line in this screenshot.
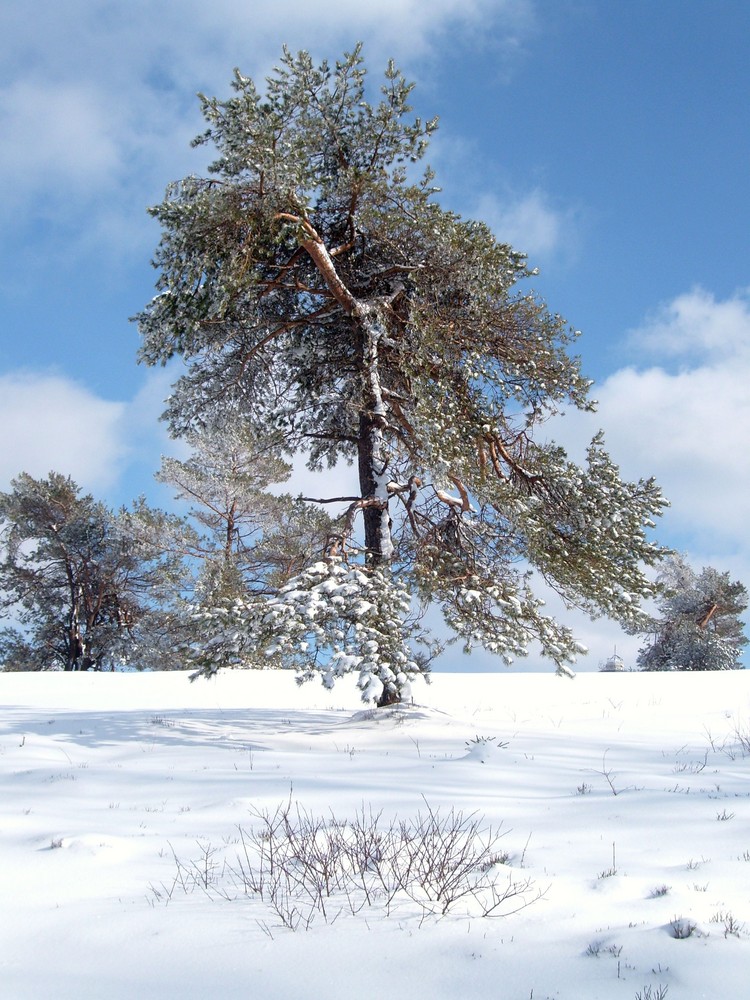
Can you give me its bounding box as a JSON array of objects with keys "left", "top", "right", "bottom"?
[
  {"left": 1, "top": 47, "right": 745, "bottom": 694},
  {"left": 0, "top": 461, "right": 745, "bottom": 682}
]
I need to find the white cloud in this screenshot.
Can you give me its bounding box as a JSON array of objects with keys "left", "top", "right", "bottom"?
[
  {"left": 282, "top": 455, "right": 360, "bottom": 508},
  {"left": 122, "top": 366, "right": 182, "bottom": 458},
  {"left": 0, "top": 81, "right": 119, "bottom": 192},
  {"left": 526, "top": 287, "right": 750, "bottom": 666},
  {"left": 0, "top": 366, "right": 198, "bottom": 508},
  {"left": 629, "top": 285, "right": 750, "bottom": 362},
  {"left": 0, "top": 0, "right": 535, "bottom": 229},
  {"left": 552, "top": 288, "right": 750, "bottom": 551},
  {"left": 473, "top": 188, "right": 577, "bottom": 261},
  {"left": 145, "top": 0, "right": 535, "bottom": 69},
  {"left": 0, "top": 373, "right": 126, "bottom": 493}
]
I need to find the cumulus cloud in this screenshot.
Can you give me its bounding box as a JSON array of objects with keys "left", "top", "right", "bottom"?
[
  {"left": 0, "top": 82, "right": 119, "bottom": 193},
  {"left": 0, "top": 366, "right": 199, "bottom": 509},
  {"left": 473, "top": 188, "right": 579, "bottom": 261},
  {"left": 629, "top": 285, "right": 750, "bottom": 362},
  {"left": 0, "top": 373, "right": 127, "bottom": 493},
  {"left": 553, "top": 287, "right": 750, "bottom": 551},
  {"left": 0, "top": 0, "right": 534, "bottom": 234}
]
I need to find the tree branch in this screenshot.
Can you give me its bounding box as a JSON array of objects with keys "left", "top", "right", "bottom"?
[
  {"left": 274, "top": 212, "right": 358, "bottom": 314},
  {"left": 300, "top": 496, "right": 362, "bottom": 504}
]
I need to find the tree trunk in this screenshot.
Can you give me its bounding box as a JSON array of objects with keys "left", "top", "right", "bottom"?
[
  {"left": 225, "top": 500, "right": 236, "bottom": 563},
  {"left": 376, "top": 684, "right": 402, "bottom": 707},
  {"left": 357, "top": 303, "right": 401, "bottom": 705},
  {"left": 295, "top": 224, "right": 395, "bottom": 565},
  {"left": 355, "top": 302, "right": 394, "bottom": 566}
]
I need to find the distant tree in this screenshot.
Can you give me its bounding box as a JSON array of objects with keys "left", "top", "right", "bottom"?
[
  {"left": 136, "top": 46, "right": 668, "bottom": 703},
  {"left": 637, "top": 555, "right": 748, "bottom": 671},
  {"left": 0, "top": 472, "right": 192, "bottom": 671}
]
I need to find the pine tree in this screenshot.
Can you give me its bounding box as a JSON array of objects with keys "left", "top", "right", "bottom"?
[
  {"left": 190, "top": 556, "right": 435, "bottom": 702},
  {"left": 136, "top": 46, "right": 668, "bottom": 702},
  {"left": 0, "top": 473, "right": 191, "bottom": 671},
  {"left": 157, "top": 421, "right": 333, "bottom": 601},
  {"left": 637, "top": 555, "right": 747, "bottom": 671}
]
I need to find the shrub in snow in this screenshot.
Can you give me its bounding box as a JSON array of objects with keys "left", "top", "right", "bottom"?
[
  {"left": 648, "top": 884, "right": 671, "bottom": 898},
  {"left": 156, "top": 798, "right": 540, "bottom": 927},
  {"left": 635, "top": 986, "right": 669, "bottom": 1000},
  {"left": 669, "top": 916, "right": 697, "bottom": 939}
]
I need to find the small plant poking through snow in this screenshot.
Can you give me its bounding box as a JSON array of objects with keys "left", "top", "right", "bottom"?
[
  {"left": 592, "top": 749, "right": 629, "bottom": 796},
  {"left": 464, "top": 736, "right": 509, "bottom": 763},
  {"left": 152, "top": 798, "right": 540, "bottom": 928},
  {"left": 149, "top": 715, "right": 175, "bottom": 728},
  {"left": 669, "top": 916, "right": 697, "bottom": 939},
  {"left": 585, "top": 940, "right": 622, "bottom": 959},
  {"left": 598, "top": 842, "right": 618, "bottom": 879},
  {"left": 733, "top": 720, "right": 750, "bottom": 755},
  {"left": 648, "top": 885, "right": 671, "bottom": 898},
  {"left": 710, "top": 911, "right": 745, "bottom": 938},
  {"left": 685, "top": 857, "right": 709, "bottom": 870},
  {"left": 635, "top": 986, "right": 669, "bottom": 1000}
]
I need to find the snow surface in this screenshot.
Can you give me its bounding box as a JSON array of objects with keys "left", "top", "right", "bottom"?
[{"left": 1, "top": 669, "right": 749, "bottom": 999}]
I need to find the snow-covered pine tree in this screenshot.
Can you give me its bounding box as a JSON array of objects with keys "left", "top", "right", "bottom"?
[
  {"left": 157, "top": 421, "right": 347, "bottom": 675},
  {"left": 0, "top": 473, "right": 192, "bottom": 671},
  {"left": 189, "top": 555, "right": 435, "bottom": 703},
  {"left": 157, "top": 421, "right": 334, "bottom": 602},
  {"left": 637, "top": 555, "right": 748, "bottom": 671},
  {"left": 136, "top": 45, "right": 669, "bottom": 703}
]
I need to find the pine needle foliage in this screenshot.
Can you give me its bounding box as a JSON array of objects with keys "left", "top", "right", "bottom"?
[
  {"left": 136, "top": 45, "right": 669, "bottom": 700},
  {"left": 156, "top": 421, "right": 334, "bottom": 602},
  {"left": 0, "top": 473, "right": 191, "bottom": 671},
  {"left": 638, "top": 555, "right": 748, "bottom": 671}
]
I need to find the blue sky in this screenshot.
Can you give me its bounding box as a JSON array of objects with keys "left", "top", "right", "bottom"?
[{"left": 1, "top": 0, "right": 749, "bottom": 670}]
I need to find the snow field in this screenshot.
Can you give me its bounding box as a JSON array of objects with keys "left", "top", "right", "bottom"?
[{"left": 1, "top": 670, "right": 749, "bottom": 999}]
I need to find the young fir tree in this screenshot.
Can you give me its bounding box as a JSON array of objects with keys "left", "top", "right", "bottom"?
[
  {"left": 136, "top": 46, "right": 668, "bottom": 703},
  {"left": 0, "top": 472, "right": 191, "bottom": 671},
  {"left": 637, "top": 555, "right": 748, "bottom": 671}
]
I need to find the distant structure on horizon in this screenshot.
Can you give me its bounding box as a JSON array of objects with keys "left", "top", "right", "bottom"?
[{"left": 599, "top": 651, "right": 626, "bottom": 672}]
